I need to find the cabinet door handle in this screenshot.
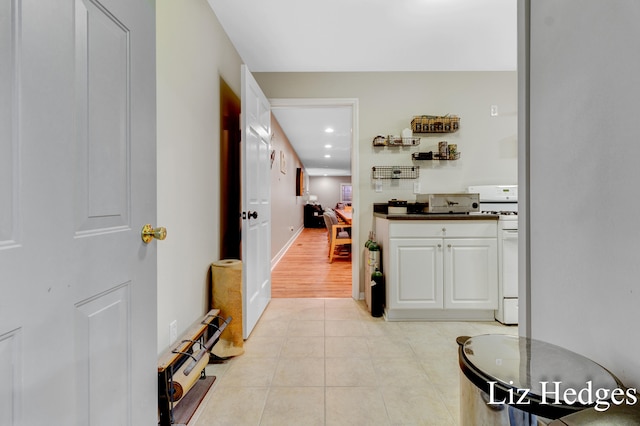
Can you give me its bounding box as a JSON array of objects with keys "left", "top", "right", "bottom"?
[
  {"left": 441, "top": 227, "right": 446, "bottom": 233},
  {"left": 437, "top": 244, "right": 442, "bottom": 248},
  {"left": 447, "top": 244, "right": 452, "bottom": 248}
]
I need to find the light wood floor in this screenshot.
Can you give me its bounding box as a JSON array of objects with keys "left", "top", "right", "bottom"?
[{"left": 271, "top": 227, "right": 352, "bottom": 298}]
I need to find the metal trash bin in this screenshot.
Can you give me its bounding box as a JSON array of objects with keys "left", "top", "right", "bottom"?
[
  {"left": 550, "top": 402, "right": 640, "bottom": 425},
  {"left": 457, "top": 335, "right": 625, "bottom": 425}
]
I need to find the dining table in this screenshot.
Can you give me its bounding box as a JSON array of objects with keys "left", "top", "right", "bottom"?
[{"left": 335, "top": 208, "right": 352, "bottom": 225}]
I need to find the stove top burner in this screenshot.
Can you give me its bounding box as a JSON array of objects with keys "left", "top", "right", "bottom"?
[{"left": 482, "top": 210, "right": 518, "bottom": 216}]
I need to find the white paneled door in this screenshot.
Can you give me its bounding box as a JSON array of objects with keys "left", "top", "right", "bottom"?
[
  {"left": 241, "top": 65, "right": 272, "bottom": 339},
  {"left": 0, "top": 0, "right": 156, "bottom": 425}
]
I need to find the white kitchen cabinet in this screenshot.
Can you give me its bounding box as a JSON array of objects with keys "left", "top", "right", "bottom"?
[
  {"left": 444, "top": 238, "right": 497, "bottom": 309},
  {"left": 376, "top": 218, "right": 498, "bottom": 320},
  {"left": 389, "top": 238, "right": 443, "bottom": 309}
]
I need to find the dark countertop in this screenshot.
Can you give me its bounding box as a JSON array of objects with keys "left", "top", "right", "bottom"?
[
  {"left": 373, "top": 203, "right": 499, "bottom": 221},
  {"left": 373, "top": 212, "right": 499, "bottom": 221}
]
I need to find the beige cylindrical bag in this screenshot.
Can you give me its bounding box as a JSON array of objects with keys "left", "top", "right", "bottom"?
[{"left": 210, "top": 259, "right": 245, "bottom": 357}]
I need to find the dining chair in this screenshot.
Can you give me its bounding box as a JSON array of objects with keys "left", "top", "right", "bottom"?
[{"left": 323, "top": 211, "right": 352, "bottom": 263}]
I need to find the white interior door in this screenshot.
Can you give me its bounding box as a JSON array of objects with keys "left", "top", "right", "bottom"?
[
  {"left": 241, "top": 65, "right": 272, "bottom": 339},
  {"left": 0, "top": 1, "right": 156, "bottom": 425}
]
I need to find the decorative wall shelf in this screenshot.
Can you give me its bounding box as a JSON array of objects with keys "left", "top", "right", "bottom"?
[
  {"left": 371, "top": 166, "right": 419, "bottom": 179},
  {"left": 372, "top": 135, "right": 421, "bottom": 147},
  {"left": 411, "top": 115, "right": 460, "bottom": 133},
  {"left": 412, "top": 151, "right": 460, "bottom": 161}
]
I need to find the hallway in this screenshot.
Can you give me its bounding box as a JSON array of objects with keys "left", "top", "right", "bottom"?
[{"left": 271, "top": 228, "right": 351, "bottom": 298}]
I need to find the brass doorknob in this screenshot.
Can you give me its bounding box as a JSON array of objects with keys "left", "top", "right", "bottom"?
[{"left": 141, "top": 224, "right": 167, "bottom": 244}]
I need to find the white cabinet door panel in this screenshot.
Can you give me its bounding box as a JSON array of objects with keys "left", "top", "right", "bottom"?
[
  {"left": 444, "top": 238, "right": 498, "bottom": 309},
  {"left": 389, "top": 238, "right": 443, "bottom": 309}
]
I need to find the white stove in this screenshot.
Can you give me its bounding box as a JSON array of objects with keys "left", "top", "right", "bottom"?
[{"left": 468, "top": 185, "right": 518, "bottom": 325}]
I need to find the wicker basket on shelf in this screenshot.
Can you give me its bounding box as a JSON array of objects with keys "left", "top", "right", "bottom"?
[{"left": 411, "top": 115, "right": 460, "bottom": 133}]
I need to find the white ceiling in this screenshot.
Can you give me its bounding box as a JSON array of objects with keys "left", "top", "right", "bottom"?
[
  {"left": 272, "top": 106, "right": 353, "bottom": 176},
  {"left": 207, "top": 0, "right": 518, "bottom": 176}
]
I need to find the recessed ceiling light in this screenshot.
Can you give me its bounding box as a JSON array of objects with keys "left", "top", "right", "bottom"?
[
  {"left": 324, "top": 144, "right": 332, "bottom": 148},
  {"left": 325, "top": 127, "right": 334, "bottom": 133},
  {"left": 324, "top": 154, "right": 331, "bottom": 158}
]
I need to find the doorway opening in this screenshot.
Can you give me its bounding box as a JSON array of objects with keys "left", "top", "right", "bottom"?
[
  {"left": 220, "top": 94, "right": 360, "bottom": 299},
  {"left": 219, "top": 77, "right": 241, "bottom": 260},
  {"left": 270, "top": 98, "right": 359, "bottom": 300}
]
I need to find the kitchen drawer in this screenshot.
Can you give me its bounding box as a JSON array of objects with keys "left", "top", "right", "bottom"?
[{"left": 388, "top": 221, "right": 497, "bottom": 238}]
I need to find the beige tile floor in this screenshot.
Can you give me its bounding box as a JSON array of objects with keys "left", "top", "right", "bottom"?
[{"left": 189, "top": 298, "right": 517, "bottom": 426}]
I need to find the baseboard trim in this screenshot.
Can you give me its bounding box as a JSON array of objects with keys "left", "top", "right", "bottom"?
[{"left": 271, "top": 226, "right": 304, "bottom": 270}]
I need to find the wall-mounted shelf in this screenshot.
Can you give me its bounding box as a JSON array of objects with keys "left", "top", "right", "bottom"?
[
  {"left": 412, "top": 151, "right": 460, "bottom": 161},
  {"left": 373, "top": 135, "right": 421, "bottom": 147},
  {"left": 411, "top": 115, "right": 460, "bottom": 133},
  {"left": 372, "top": 166, "right": 419, "bottom": 179}
]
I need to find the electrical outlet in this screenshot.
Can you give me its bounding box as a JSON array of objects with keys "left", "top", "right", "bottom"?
[
  {"left": 289, "top": 226, "right": 294, "bottom": 231},
  {"left": 169, "top": 320, "right": 178, "bottom": 344},
  {"left": 490, "top": 105, "right": 499, "bottom": 117}
]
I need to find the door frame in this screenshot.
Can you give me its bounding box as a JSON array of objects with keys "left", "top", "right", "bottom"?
[{"left": 269, "top": 98, "right": 360, "bottom": 300}]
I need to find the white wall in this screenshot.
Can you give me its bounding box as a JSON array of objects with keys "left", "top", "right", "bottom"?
[
  {"left": 156, "top": 0, "right": 242, "bottom": 353},
  {"left": 523, "top": 0, "right": 640, "bottom": 386},
  {"left": 255, "top": 72, "right": 518, "bottom": 293},
  {"left": 270, "top": 117, "right": 305, "bottom": 263},
  {"left": 309, "top": 176, "right": 352, "bottom": 210}
]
